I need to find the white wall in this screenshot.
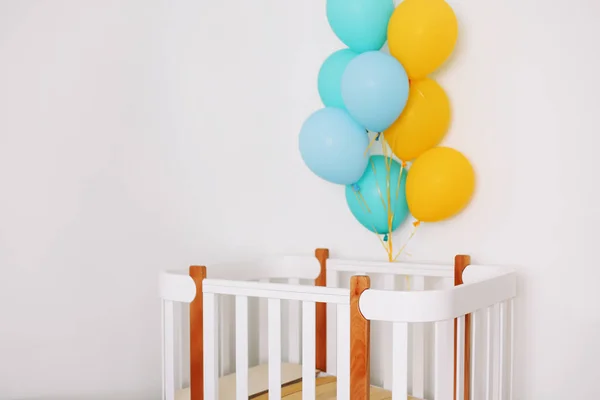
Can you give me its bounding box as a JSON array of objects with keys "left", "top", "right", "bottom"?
[{"left": 1, "top": 0, "right": 599, "bottom": 399}]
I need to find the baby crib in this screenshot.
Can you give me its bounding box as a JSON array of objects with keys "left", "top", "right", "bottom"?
[{"left": 159, "top": 248, "right": 517, "bottom": 400}]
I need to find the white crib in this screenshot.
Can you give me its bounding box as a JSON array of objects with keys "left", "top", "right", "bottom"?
[{"left": 159, "top": 248, "right": 517, "bottom": 400}]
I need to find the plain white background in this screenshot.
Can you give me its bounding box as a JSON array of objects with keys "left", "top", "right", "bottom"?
[{"left": 1, "top": 0, "right": 599, "bottom": 398}]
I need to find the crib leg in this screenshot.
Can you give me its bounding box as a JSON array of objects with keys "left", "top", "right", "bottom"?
[
  {"left": 350, "top": 275, "right": 370, "bottom": 400},
  {"left": 190, "top": 266, "right": 207, "bottom": 400}
]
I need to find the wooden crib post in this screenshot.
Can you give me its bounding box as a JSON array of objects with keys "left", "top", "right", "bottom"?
[
  {"left": 454, "top": 255, "right": 471, "bottom": 400},
  {"left": 190, "top": 265, "right": 207, "bottom": 400},
  {"left": 315, "top": 248, "right": 329, "bottom": 372},
  {"left": 350, "top": 275, "right": 371, "bottom": 400}
]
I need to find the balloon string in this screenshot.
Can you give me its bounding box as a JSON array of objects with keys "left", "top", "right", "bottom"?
[
  {"left": 396, "top": 161, "right": 406, "bottom": 200},
  {"left": 393, "top": 220, "right": 420, "bottom": 261},
  {"left": 363, "top": 132, "right": 379, "bottom": 157},
  {"left": 370, "top": 160, "right": 389, "bottom": 213}
]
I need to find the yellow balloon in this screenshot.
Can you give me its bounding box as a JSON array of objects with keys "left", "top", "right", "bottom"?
[
  {"left": 384, "top": 78, "right": 450, "bottom": 162},
  {"left": 406, "top": 147, "right": 475, "bottom": 222},
  {"left": 387, "top": 0, "right": 458, "bottom": 80}
]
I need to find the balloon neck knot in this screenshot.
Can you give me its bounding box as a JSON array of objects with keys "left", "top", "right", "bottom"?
[
  {"left": 375, "top": 132, "right": 381, "bottom": 141},
  {"left": 401, "top": 161, "right": 407, "bottom": 168},
  {"left": 413, "top": 220, "right": 421, "bottom": 228},
  {"left": 383, "top": 234, "right": 388, "bottom": 242},
  {"left": 351, "top": 183, "right": 360, "bottom": 192}
]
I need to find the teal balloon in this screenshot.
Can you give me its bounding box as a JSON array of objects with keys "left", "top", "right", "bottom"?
[
  {"left": 318, "top": 49, "right": 358, "bottom": 109},
  {"left": 341, "top": 51, "right": 409, "bottom": 132},
  {"left": 326, "top": 0, "right": 394, "bottom": 53},
  {"left": 345, "top": 155, "right": 409, "bottom": 234},
  {"left": 299, "top": 107, "right": 369, "bottom": 185}
]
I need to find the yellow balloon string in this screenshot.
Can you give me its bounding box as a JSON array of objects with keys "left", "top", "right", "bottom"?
[
  {"left": 363, "top": 132, "right": 379, "bottom": 157},
  {"left": 353, "top": 188, "right": 389, "bottom": 254},
  {"left": 393, "top": 220, "right": 421, "bottom": 261}
]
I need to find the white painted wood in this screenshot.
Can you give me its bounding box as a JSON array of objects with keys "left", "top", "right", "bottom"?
[
  {"left": 392, "top": 322, "right": 408, "bottom": 400},
  {"left": 163, "top": 300, "right": 175, "bottom": 400},
  {"left": 499, "top": 302, "right": 506, "bottom": 400},
  {"left": 287, "top": 278, "right": 301, "bottom": 364},
  {"left": 160, "top": 271, "right": 197, "bottom": 303},
  {"left": 302, "top": 301, "right": 316, "bottom": 400},
  {"left": 509, "top": 299, "right": 515, "bottom": 400},
  {"left": 235, "top": 296, "right": 249, "bottom": 400},
  {"left": 456, "top": 316, "right": 465, "bottom": 400},
  {"left": 486, "top": 307, "right": 492, "bottom": 400},
  {"left": 219, "top": 296, "right": 231, "bottom": 377},
  {"left": 327, "top": 258, "right": 454, "bottom": 277},
  {"left": 203, "top": 279, "right": 349, "bottom": 304},
  {"left": 175, "top": 303, "right": 183, "bottom": 390},
  {"left": 359, "top": 270, "right": 516, "bottom": 323},
  {"left": 326, "top": 269, "right": 339, "bottom": 376},
  {"left": 382, "top": 274, "right": 396, "bottom": 391},
  {"left": 259, "top": 278, "right": 269, "bottom": 364},
  {"left": 336, "top": 303, "right": 350, "bottom": 400},
  {"left": 434, "top": 319, "right": 454, "bottom": 400},
  {"left": 268, "top": 298, "right": 282, "bottom": 399},
  {"left": 471, "top": 310, "right": 477, "bottom": 399},
  {"left": 204, "top": 293, "right": 218, "bottom": 400},
  {"left": 411, "top": 276, "right": 425, "bottom": 398}
]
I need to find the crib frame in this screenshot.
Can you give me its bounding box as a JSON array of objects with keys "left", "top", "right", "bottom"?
[{"left": 159, "top": 249, "right": 517, "bottom": 400}]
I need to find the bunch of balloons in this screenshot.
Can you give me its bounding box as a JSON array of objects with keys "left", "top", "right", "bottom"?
[{"left": 298, "top": 0, "right": 475, "bottom": 260}]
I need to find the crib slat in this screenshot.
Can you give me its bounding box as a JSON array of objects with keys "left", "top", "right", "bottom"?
[
  {"left": 382, "top": 274, "right": 396, "bottom": 391},
  {"left": 268, "top": 298, "right": 282, "bottom": 399},
  {"left": 204, "top": 293, "right": 218, "bottom": 400},
  {"left": 163, "top": 300, "right": 175, "bottom": 400},
  {"left": 326, "top": 269, "right": 339, "bottom": 376},
  {"left": 302, "top": 301, "right": 316, "bottom": 400},
  {"left": 392, "top": 322, "right": 408, "bottom": 400},
  {"left": 287, "top": 278, "right": 301, "bottom": 364},
  {"left": 411, "top": 276, "right": 425, "bottom": 398},
  {"left": 509, "top": 299, "right": 515, "bottom": 400},
  {"left": 456, "top": 316, "right": 465, "bottom": 400},
  {"left": 471, "top": 311, "right": 477, "bottom": 399},
  {"left": 236, "top": 296, "right": 249, "bottom": 400},
  {"left": 259, "top": 279, "right": 269, "bottom": 364},
  {"left": 336, "top": 303, "right": 350, "bottom": 400},
  {"left": 498, "top": 302, "right": 506, "bottom": 400},
  {"left": 485, "top": 307, "right": 492, "bottom": 400},
  {"left": 434, "top": 320, "right": 453, "bottom": 400}
]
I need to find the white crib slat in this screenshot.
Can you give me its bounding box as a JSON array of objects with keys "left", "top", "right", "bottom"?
[
  {"left": 204, "top": 293, "right": 219, "bottom": 400},
  {"left": 382, "top": 274, "right": 396, "bottom": 391},
  {"left": 220, "top": 296, "right": 233, "bottom": 376},
  {"left": 498, "top": 302, "right": 506, "bottom": 400},
  {"left": 236, "top": 296, "right": 249, "bottom": 400},
  {"left": 434, "top": 320, "right": 453, "bottom": 400},
  {"left": 326, "top": 269, "right": 339, "bottom": 375},
  {"left": 302, "top": 301, "right": 316, "bottom": 400},
  {"left": 268, "top": 298, "right": 282, "bottom": 399},
  {"left": 163, "top": 300, "right": 175, "bottom": 400},
  {"left": 259, "top": 279, "right": 269, "bottom": 364},
  {"left": 336, "top": 303, "right": 350, "bottom": 400},
  {"left": 411, "top": 276, "right": 425, "bottom": 398},
  {"left": 392, "top": 322, "right": 408, "bottom": 400},
  {"left": 456, "top": 316, "right": 465, "bottom": 400},
  {"left": 486, "top": 306, "right": 492, "bottom": 400},
  {"left": 509, "top": 299, "right": 515, "bottom": 400},
  {"left": 471, "top": 310, "right": 477, "bottom": 399},
  {"left": 287, "top": 278, "right": 301, "bottom": 364}
]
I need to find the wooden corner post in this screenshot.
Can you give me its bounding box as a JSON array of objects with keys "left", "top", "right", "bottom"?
[
  {"left": 454, "top": 255, "right": 471, "bottom": 400},
  {"left": 314, "top": 248, "right": 329, "bottom": 372},
  {"left": 190, "top": 265, "right": 207, "bottom": 400},
  {"left": 350, "top": 275, "right": 371, "bottom": 400}
]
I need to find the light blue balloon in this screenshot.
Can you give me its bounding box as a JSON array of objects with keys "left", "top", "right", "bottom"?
[
  {"left": 318, "top": 49, "right": 358, "bottom": 110},
  {"left": 341, "top": 51, "right": 410, "bottom": 132},
  {"left": 345, "top": 155, "right": 409, "bottom": 234},
  {"left": 299, "top": 108, "right": 369, "bottom": 185},
  {"left": 327, "top": 0, "right": 394, "bottom": 53}
]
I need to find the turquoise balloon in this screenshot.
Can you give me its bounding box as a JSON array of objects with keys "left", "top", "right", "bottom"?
[
  {"left": 299, "top": 108, "right": 369, "bottom": 185},
  {"left": 345, "top": 155, "right": 409, "bottom": 234},
  {"left": 326, "top": 0, "right": 394, "bottom": 53},
  {"left": 318, "top": 49, "right": 358, "bottom": 109},
  {"left": 341, "top": 51, "right": 409, "bottom": 132}
]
